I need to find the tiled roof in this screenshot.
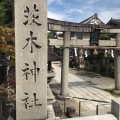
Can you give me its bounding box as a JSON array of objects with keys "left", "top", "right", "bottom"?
[
  {"left": 107, "top": 18, "right": 120, "bottom": 25},
  {"left": 80, "top": 13, "right": 105, "bottom": 25}
]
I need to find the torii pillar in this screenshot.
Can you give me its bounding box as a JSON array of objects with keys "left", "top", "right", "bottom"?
[
  {"left": 61, "top": 31, "right": 70, "bottom": 96},
  {"left": 114, "top": 33, "right": 120, "bottom": 93}
]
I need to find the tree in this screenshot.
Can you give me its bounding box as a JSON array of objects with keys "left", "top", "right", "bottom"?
[
  {"left": 48, "top": 32, "right": 53, "bottom": 39},
  {"left": 0, "top": 26, "right": 15, "bottom": 69},
  {"left": 100, "top": 34, "right": 110, "bottom": 40},
  {"left": 0, "top": 0, "right": 14, "bottom": 27},
  {"left": 48, "top": 31, "right": 58, "bottom": 39},
  {"left": 100, "top": 33, "right": 115, "bottom": 40},
  {"left": 0, "top": 1, "right": 6, "bottom": 26}
]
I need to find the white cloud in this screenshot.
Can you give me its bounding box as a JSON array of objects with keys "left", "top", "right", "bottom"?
[
  {"left": 48, "top": 10, "right": 78, "bottom": 22},
  {"left": 67, "top": 8, "right": 83, "bottom": 14},
  {"left": 48, "top": 11, "right": 65, "bottom": 20},
  {"left": 48, "top": 0, "right": 120, "bottom": 23},
  {"left": 99, "top": 9, "right": 120, "bottom": 23}
]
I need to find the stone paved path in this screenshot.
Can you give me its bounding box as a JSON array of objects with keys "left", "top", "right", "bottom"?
[{"left": 52, "top": 62, "right": 116, "bottom": 112}]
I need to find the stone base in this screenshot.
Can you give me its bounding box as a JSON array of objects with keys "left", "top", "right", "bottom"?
[
  {"left": 47, "top": 84, "right": 56, "bottom": 105},
  {"left": 111, "top": 98, "right": 120, "bottom": 120},
  {"left": 112, "top": 90, "right": 120, "bottom": 94},
  {"left": 62, "top": 114, "right": 117, "bottom": 120},
  {"left": 56, "top": 94, "right": 72, "bottom": 100},
  {"left": 47, "top": 105, "right": 56, "bottom": 120}
]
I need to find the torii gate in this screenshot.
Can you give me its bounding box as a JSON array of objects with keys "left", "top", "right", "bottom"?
[{"left": 48, "top": 18, "right": 120, "bottom": 96}]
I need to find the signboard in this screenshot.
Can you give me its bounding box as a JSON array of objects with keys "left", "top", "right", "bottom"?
[
  {"left": 90, "top": 29, "right": 101, "bottom": 45},
  {"left": 15, "top": 0, "right": 47, "bottom": 119}
]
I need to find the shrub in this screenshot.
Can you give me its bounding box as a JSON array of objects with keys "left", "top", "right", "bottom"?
[{"left": 100, "top": 34, "right": 110, "bottom": 40}]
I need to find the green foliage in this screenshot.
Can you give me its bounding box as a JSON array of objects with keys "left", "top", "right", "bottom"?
[
  {"left": 69, "top": 57, "right": 79, "bottom": 68},
  {"left": 100, "top": 34, "right": 110, "bottom": 40},
  {"left": 85, "top": 52, "right": 114, "bottom": 78},
  {"left": 0, "top": 1, "right": 6, "bottom": 25},
  {"left": 0, "top": 0, "right": 13, "bottom": 27},
  {"left": 109, "top": 63, "right": 114, "bottom": 78},
  {"left": 48, "top": 32, "right": 53, "bottom": 39},
  {"left": 85, "top": 60, "right": 99, "bottom": 72},
  {"left": 109, "top": 33, "right": 115, "bottom": 38},
  {"left": 100, "top": 33, "right": 115, "bottom": 40},
  {"left": 84, "top": 61, "right": 91, "bottom": 71},
  {"left": 0, "top": 26, "right": 15, "bottom": 69},
  {"left": 48, "top": 31, "right": 58, "bottom": 39}
]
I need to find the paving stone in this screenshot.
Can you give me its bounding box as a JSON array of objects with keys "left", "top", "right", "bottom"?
[
  {"left": 78, "top": 88, "right": 90, "bottom": 93},
  {"left": 103, "top": 98, "right": 111, "bottom": 103},
  {"left": 52, "top": 62, "right": 117, "bottom": 113},
  {"left": 105, "top": 95, "right": 115, "bottom": 99},
  {"left": 83, "top": 103, "right": 96, "bottom": 110},
  {"left": 95, "top": 94, "right": 106, "bottom": 99},
  {"left": 82, "top": 95, "right": 93, "bottom": 100},
  {"left": 74, "top": 94, "right": 84, "bottom": 98},
  {"left": 62, "top": 114, "right": 117, "bottom": 120},
  {"left": 73, "top": 88, "right": 86, "bottom": 96},
  {"left": 103, "top": 104, "right": 111, "bottom": 108}
]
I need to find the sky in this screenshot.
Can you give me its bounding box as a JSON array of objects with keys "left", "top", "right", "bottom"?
[{"left": 48, "top": 0, "right": 120, "bottom": 24}]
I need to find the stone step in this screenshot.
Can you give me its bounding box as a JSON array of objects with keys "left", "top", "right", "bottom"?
[{"left": 62, "top": 114, "right": 117, "bottom": 120}]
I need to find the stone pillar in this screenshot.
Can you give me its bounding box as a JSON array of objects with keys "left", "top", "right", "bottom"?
[
  {"left": 111, "top": 98, "right": 120, "bottom": 120},
  {"left": 15, "top": 0, "right": 47, "bottom": 119},
  {"left": 60, "top": 31, "right": 70, "bottom": 96},
  {"left": 114, "top": 33, "right": 120, "bottom": 92}
]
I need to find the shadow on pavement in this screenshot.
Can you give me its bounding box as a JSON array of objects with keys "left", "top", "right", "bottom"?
[{"left": 76, "top": 71, "right": 101, "bottom": 78}]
